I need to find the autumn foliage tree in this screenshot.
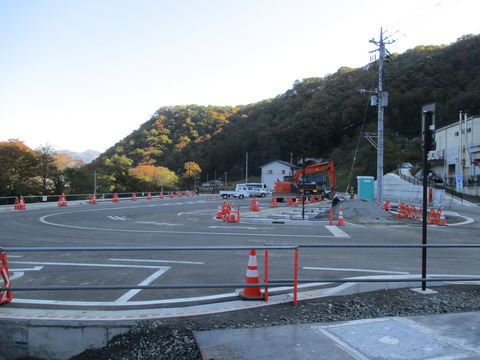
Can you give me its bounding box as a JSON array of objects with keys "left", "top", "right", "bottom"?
[{"left": 128, "top": 165, "right": 178, "bottom": 190}]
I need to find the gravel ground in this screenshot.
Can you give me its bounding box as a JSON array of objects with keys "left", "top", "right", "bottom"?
[{"left": 70, "top": 284, "right": 480, "bottom": 360}]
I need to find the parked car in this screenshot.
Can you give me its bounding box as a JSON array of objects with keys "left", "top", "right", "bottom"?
[{"left": 246, "top": 186, "right": 267, "bottom": 197}]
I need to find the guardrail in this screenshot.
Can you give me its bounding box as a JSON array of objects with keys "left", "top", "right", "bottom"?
[
  {"left": 0, "top": 191, "right": 199, "bottom": 206},
  {"left": 1, "top": 243, "right": 480, "bottom": 306}
]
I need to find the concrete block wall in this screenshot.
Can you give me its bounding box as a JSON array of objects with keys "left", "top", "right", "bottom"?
[{"left": 0, "top": 319, "right": 131, "bottom": 360}]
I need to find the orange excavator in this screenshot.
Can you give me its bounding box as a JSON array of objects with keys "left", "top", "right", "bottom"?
[{"left": 273, "top": 161, "right": 335, "bottom": 201}]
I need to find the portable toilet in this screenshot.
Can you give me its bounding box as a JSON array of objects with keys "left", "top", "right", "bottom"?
[{"left": 357, "top": 176, "right": 375, "bottom": 202}]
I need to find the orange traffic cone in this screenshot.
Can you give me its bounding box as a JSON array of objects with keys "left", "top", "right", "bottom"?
[
  {"left": 18, "top": 196, "right": 26, "bottom": 210},
  {"left": 178, "top": 191, "right": 183, "bottom": 197},
  {"left": 310, "top": 195, "right": 316, "bottom": 204},
  {"left": 58, "top": 195, "right": 68, "bottom": 207},
  {"left": 287, "top": 197, "right": 294, "bottom": 206},
  {"left": 159, "top": 192, "right": 164, "bottom": 199},
  {"left": 146, "top": 192, "right": 152, "bottom": 200},
  {"left": 88, "top": 194, "right": 97, "bottom": 204},
  {"left": 270, "top": 198, "right": 278, "bottom": 208},
  {"left": 131, "top": 193, "right": 137, "bottom": 201},
  {"left": 228, "top": 205, "right": 236, "bottom": 222},
  {"left": 337, "top": 207, "right": 345, "bottom": 226},
  {"left": 0, "top": 252, "right": 12, "bottom": 304},
  {"left": 112, "top": 193, "right": 119, "bottom": 202},
  {"left": 240, "top": 249, "right": 263, "bottom": 300},
  {"left": 216, "top": 204, "right": 223, "bottom": 219},
  {"left": 249, "top": 199, "right": 259, "bottom": 211},
  {"left": 169, "top": 192, "right": 174, "bottom": 198},
  {"left": 437, "top": 209, "right": 447, "bottom": 226},
  {"left": 13, "top": 197, "right": 19, "bottom": 210}
]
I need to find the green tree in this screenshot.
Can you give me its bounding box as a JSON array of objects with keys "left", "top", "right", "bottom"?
[
  {"left": 0, "top": 140, "right": 40, "bottom": 197},
  {"left": 35, "top": 144, "right": 57, "bottom": 193}
]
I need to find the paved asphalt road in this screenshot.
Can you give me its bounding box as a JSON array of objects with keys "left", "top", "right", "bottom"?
[{"left": 1, "top": 195, "right": 479, "bottom": 309}]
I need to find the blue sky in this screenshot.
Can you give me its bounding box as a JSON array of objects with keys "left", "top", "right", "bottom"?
[{"left": 0, "top": 0, "right": 479, "bottom": 152}]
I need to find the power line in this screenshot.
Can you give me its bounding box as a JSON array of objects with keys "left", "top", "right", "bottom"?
[{"left": 384, "top": 0, "right": 464, "bottom": 44}]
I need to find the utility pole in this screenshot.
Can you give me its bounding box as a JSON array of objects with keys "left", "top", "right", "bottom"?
[
  {"left": 245, "top": 152, "right": 248, "bottom": 183},
  {"left": 359, "top": 28, "right": 392, "bottom": 203}
]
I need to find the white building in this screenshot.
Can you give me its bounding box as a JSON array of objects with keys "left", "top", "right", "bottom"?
[
  {"left": 260, "top": 160, "right": 300, "bottom": 192},
  {"left": 428, "top": 115, "right": 480, "bottom": 194}
]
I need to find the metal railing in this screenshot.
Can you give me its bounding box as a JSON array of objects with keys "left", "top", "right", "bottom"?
[{"left": 1, "top": 243, "right": 480, "bottom": 306}]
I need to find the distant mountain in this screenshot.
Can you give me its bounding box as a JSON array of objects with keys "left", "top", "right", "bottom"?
[{"left": 57, "top": 149, "right": 100, "bottom": 163}]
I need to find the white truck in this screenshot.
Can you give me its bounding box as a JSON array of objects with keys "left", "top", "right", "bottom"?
[{"left": 219, "top": 184, "right": 251, "bottom": 199}]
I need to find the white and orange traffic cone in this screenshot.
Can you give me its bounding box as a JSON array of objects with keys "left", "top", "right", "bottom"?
[
  {"left": 159, "top": 192, "right": 164, "bottom": 199},
  {"left": 18, "top": 196, "right": 26, "bottom": 210},
  {"left": 13, "top": 197, "right": 19, "bottom": 210},
  {"left": 337, "top": 207, "right": 345, "bottom": 226},
  {"left": 131, "top": 193, "right": 137, "bottom": 201},
  {"left": 58, "top": 195, "right": 68, "bottom": 207},
  {"left": 249, "top": 199, "right": 260, "bottom": 212},
  {"left": 437, "top": 209, "right": 447, "bottom": 226},
  {"left": 240, "top": 249, "right": 263, "bottom": 300},
  {"left": 216, "top": 204, "right": 223, "bottom": 219},
  {"left": 146, "top": 192, "right": 152, "bottom": 200},
  {"left": 270, "top": 198, "right": 278, "bottom": 208},
  {"left": 112, "top": 193, "right": 120, "bottom": 202},
  {"left": 228, "top": 205, "right": 236, "bottom": 222}
]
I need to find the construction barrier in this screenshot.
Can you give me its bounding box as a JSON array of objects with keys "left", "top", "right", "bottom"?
[
  {"left": 88, "top": 195, "right": 97, "bottom": 204},
  {"left": 58, "top": 195, "right": 68, "bottom": 207},
  {"left": 112, "top": 193, "right": 120, "bottom": 202},
  {"left": 287, "top": 197, "right": 295, "bottom": 206},
  {"left": 131, "top": 193, "right": 137, "bottom": 201},
  {"left": 0, "top": 252, "right": 12, "bottom": 304},
  {"left": 240, "top": 249, "right": 263, "bottom": 300}
]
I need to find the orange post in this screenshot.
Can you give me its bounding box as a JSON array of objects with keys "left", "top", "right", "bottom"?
[
  {"left": 264, "top": 249, "right": 269, "bottom": 302},
  {"left": 293, "top": 247, "right": 299, "bottom": 306}
]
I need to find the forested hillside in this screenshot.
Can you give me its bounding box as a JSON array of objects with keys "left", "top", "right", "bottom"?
[
  {"left": 92, "top": 34, "right": 480, "bottom": 191},
  {"left": 2, "top": 34, "right": 479, "bottom": 198}
]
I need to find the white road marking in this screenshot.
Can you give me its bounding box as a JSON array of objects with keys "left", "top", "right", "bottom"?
[
  {"left": 110, "top": 258, "right": 204, "bottom": 265},
  {"left": 325, "top": 225, "right": 350, "bottom": 238},
  {"left": 208, "top": 226, "right": 273, "bottom": 230},
  {"left": 10, "top": 261, "right": 165, "bottom": 269},
  {"left": 107, "top": 216, "right": 129, "bottom": 220},
  {"left": 303, "top": 266, "right": 410, "bottom": 274},
  {"left": 10, "top": 266, "right": 44, "bottom": 272},
  {"left": 114, "top": 267, "right": 170, "bottom": 304}
]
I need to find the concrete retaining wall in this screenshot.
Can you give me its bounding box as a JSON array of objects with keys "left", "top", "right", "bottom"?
[{"left": 0, "top": 318, "right": 132, "bottom": 360}]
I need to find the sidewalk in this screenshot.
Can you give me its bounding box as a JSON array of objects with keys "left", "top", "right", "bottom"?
[{"left": 194, "top": 311, "right": 480, "bottom": 359}]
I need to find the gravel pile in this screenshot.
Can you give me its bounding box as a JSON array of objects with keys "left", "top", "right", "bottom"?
[{"left": 70, "top": 284, "right": 480, "bottom": 360}]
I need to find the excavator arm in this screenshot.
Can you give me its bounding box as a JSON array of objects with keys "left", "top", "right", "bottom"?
[{"left": 292, "top": 161, "right": 335, "bottom": 188}]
